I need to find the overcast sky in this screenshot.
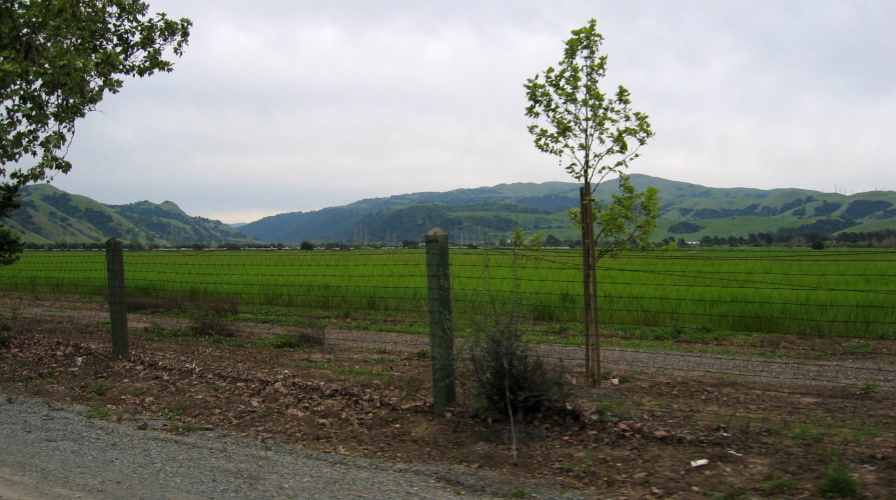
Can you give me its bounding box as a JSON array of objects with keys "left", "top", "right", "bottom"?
[{"left": 49, "top": 0, "right": 895, "bottom": 224}]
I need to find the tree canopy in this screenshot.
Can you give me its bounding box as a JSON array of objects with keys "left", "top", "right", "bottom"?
[
  {"left": 0, "top": 0, "right": 191, "bottom": 264},
  {"left": 524, "top": 19, "right": 653, "bottom": 187}
]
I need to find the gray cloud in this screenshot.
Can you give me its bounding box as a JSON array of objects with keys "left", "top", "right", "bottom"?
[{"left": 50, "top": 0, "right": 896, "bottom": 223}]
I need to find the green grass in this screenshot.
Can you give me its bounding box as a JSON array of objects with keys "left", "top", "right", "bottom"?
[{"left": 1, "top": 248, "right": 895, "bottom": 339}]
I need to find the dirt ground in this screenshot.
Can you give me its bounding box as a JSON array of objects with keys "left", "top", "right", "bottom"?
[{"left": 1, "top": 308, "right": 895, "bottom": 499}]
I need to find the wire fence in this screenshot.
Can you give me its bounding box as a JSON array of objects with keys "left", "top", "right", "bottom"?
[{"left": 1, "top": 240, "right": 895, "bottom": 440}]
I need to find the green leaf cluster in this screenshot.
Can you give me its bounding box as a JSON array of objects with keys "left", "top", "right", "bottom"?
[
  {"left": 0, "top": 0, "right": 191, "bottom": 263},
  {"left": 524, "top": 19, "right": 658, "bottom": 259},
  {"left": 524, "top": 19, "right": 654, "bottom": 186}
]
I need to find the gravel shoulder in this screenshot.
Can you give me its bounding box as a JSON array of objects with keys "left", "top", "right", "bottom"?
[{"left": 0, "top": 389, "right": 592, "bottom": 500}]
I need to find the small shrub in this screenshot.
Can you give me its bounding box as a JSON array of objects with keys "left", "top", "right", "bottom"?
[
  {"left": 401, "top": 349, "right": 429, "bottom": 361},
  {"left": 189, "top": 317, "right": 236, "bottom": 338},
  {"left": 126, "top": 295, "right": 187, "bottom": 314},
  {"left": 815, "top": 464, "right": 861, "bottom": 498},
  {"left": 468, "top": 319, "right": 569, "bottom": 416},
  {"left": 761, "top": 478, "right": 797, "bottom": 496},
  {"left": 137, "top": 322, "right": 168, "bottom": 338},
  {"left": 855, "top": 382, "right": 879, "bottom": 395},
  {"left": 87, "top": 380, "right": 110, "bottom": 397},
  {"left": 507, "top": 488, "right": 531, "bottom": 499},
  {"left": 203, "top": 297, "right": 240, "bottom": 317},
  {"left": 270, "top": 327, "right": 325, "bottom": 349},
  {"left": 0, "top": 331, "right": 12, "bottom": 349}
]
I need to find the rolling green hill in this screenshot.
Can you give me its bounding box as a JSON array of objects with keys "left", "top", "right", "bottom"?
[
  {"left": 2, "top": 184, "right": 248, "bottom": 246},
  {"left": 240, "top": 175, "right": 896, "bottom": 244},
  {"left": 6, "top": 176, "right": 896, "bottom": 247}
]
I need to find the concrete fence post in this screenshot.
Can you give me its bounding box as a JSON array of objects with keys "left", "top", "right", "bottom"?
[
  {"left": 105, "top": 237, "right": 129, "bottom": 360},
  {"left": 425, "top": 228, "right": 455, "bottom": 413}
]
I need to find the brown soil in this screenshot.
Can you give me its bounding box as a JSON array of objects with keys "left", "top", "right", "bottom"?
[{"left": 1, "top": 308, "right": 895, "bottom": 499}]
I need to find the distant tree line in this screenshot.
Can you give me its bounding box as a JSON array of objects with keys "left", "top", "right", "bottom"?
[
  {"left": 658, "top": 228, "right": 896, "bottom": 248},
  {"left": 22, "top": 226, "right": 896, "bottom": 252}
]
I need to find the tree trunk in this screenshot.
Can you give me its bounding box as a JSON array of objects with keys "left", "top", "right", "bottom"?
[{"left": 579, "top": 186, "right": 600, "bottom": 386}]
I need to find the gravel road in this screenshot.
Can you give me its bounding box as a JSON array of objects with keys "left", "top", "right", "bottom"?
[{"left": 0, "top": 389, "right": 593, "bottom": 500}]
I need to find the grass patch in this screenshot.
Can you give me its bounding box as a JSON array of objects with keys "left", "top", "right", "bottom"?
[{"left": 85, "top": 405, "right": 112, "bottom": 420}]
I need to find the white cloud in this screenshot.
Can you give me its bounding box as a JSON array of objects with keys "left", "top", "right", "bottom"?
[{"left": 47, "top": 0, "right": 896, "bottom": 223}]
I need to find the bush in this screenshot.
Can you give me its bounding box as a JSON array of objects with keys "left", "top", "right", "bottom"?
[
  {"left": 270, "top": 325, "right": 325, "bottom": 349},
  {"left": 203, "top": 297, "right": 240, "bottom": 317},
  {"left": 468, "top": 318, "right": 569, "bottom": 417},
  {"left": 126, "top": 295, "right": 187, "bottom": 314},
  {"left": 816, "top": 464, "right": 861, "bottom": 498},
  {"left": 188, "top": 317, "right": 236, "bottom": 338}
]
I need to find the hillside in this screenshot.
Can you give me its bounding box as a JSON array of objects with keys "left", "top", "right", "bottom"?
[
  {"left": 2, "top": 184, "right": 248, "bottom": 246},
  {"left": 5, "top": 177, "right": 896, "bottom": 247},
  {"left": 239, "top": 175, "right": 896, "bottom": 244}
]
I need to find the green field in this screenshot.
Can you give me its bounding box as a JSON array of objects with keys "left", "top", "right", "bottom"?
[{"left": 0, "top": 248, "right": 894, "bottom": 340}]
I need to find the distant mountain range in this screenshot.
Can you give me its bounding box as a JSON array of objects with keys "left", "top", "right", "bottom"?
[
  {"left": 4, "top": 175, "right": 896, "bottom": 246},
  {"left": 239, "top": 174, "right": 896, "bottom": 244},
  {"left": 2, "top": 184, "right": 246, "bottom": 246}
]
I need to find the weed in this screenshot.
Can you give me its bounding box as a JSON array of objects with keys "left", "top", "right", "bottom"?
[
  {"left": 855, "top": 381, "right": 879, "bottom": 395},
  {"left": 206, "top": 335, "right": 248, "bottom": 347},
  {"left": 333, "top": 366, "right": 393, "bottom": 382},
  {"left": 270, "top": 330, "right": 324, "bottom": 349},
  {"left": 709, "top": 485, "right": 747, "bottom": 499},
  {"left": 840, "top": 340, "right": 873, "bottom": 356},
  {"left": 761, "top": 471, "right": 798, "bottom": 496},
  {"left": 790, "top": 424, "right": 825, "bottom": 443},
  {"left": 815, "top": 464, "right": 860, "bottom": 498},
  {"left": 372, "top": 347, "right": 389, "bottom": 354},
  {"left": 400, "top": 349, "right": 429, "bottom": 361},
  {"left": 364, "top": 356, "right": 397, "bottom": 363},
  {"left": 507, "top": 488, "right": 530, "bottom": 499},
  {"left": 203, "top": 297, "right": 240, "bottom": 317},
  {"left": 85, "top": 406, "right": 112, "bottom": 420},
  {"left": 138, "top": 322, "right": 167, "bottom": 338},
  {"left": 126, "top": 295, "right": 186, "bottom": 314},
  {"left": 87, "top": 380, "right": 110, "bottom": 397},
  {"left": 165, "top": 422, "right": 207, "bottom": 433},
  {"left": 189, "top": 317, "right": 235, "bottom": 338}
]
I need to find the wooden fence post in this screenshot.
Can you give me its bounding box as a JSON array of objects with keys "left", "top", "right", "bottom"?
[
  {"left": 105, "top": 237, "right": 129, "bottom": 360},
  {"left": 426, "top": 228, "right": 455, "bottom": 413}
]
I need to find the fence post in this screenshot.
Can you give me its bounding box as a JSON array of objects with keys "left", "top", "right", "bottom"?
[
  {"left": 105, "top": 237, "right": 129, "bottom": 360},
  {"left": 426, "top": 227, "right": 455, "bottom": 414}
]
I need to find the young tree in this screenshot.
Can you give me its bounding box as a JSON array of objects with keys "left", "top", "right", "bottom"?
[
  {"left": 524, "top": 19, "right": 658, "bottom": 386},
  {"left": 0, "top": 0, "right": 191, "bottom": 264}
]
